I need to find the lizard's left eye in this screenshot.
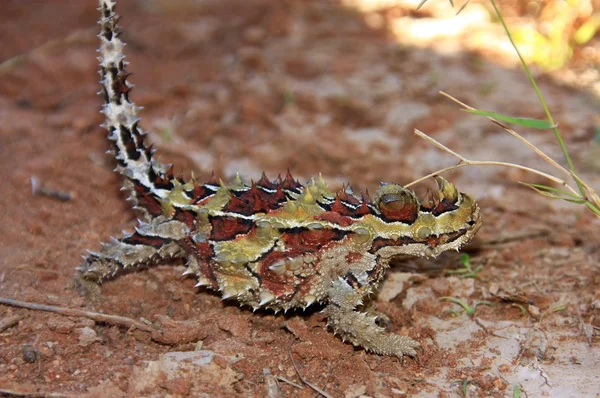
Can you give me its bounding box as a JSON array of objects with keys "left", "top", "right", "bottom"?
[{"left": 378, "top": 192, "right": 418, "bottom": 223}]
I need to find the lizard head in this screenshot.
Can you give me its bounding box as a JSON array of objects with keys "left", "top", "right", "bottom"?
[{"left": 363, "top": 176, "right": 482, "bottom": 259}]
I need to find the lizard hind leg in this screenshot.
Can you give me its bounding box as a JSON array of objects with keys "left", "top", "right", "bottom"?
[
  {"left": 76, "top": 229, "right": 185, "bottom": 299},
  {"left": 324, "top": 278, "right": 420, "bottom": 360}
]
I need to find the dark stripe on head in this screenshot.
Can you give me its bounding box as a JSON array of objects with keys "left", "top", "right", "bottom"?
[
  {"left": 368, "top": 236, "right": 418, "bottom": 254},
  {"left": 431, "top": 198, "right": 460, "bottom": 216}
]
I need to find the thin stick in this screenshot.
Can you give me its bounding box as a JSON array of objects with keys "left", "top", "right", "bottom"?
[
  {"left": 431, "top": 91, "right": 600, "bottom": 215},
  {"left": 277, "top": 376, "right": 304, "bottom": 389},
  {"left": 0, "top": 297, "right": 155, "bottom": 333},
  {"left": 405, "top": 130, "right": 571, "bottom": 189},
  {"left": 0, "top": 388, "right": 72, "bottom": 398},
  {"left": 438, "top": 91, "right": 594, "bottom": 199},
  {"left": 439, "top": 91, "right": 574, "bottom": 180},
  {"left": 488, "top": 0, "right": 585, "bottom": 198},
  {"left": 0, "top": 314, "right": 24, "bottom": 333},
  {"left": 263, "top": 368, "right": 282, "bottom": 398},
  {"left": 288, "top": 351, "right": 334, "bottom": 398}
]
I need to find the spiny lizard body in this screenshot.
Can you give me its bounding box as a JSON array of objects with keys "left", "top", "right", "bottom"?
[{"left": 78, "top": 0, "right": 482, "bottom": 359}]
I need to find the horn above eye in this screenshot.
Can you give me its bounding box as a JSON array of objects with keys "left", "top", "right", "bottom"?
[{"left": 377, "top": 191, "right": 419, "bottom": 223}]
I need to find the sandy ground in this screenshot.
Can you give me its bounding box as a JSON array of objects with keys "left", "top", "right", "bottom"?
[{"left": 1, "top": 0, "right": 599, "bottom": 396}]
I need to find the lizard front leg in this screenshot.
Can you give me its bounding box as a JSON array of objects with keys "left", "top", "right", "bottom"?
[{"left": 324, "top": 277, "right": 420, "bottom": 360}]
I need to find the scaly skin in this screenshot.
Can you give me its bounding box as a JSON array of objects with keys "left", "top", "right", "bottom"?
[{"left": 77, "top": 0, "right": 482, "bottom": 360}]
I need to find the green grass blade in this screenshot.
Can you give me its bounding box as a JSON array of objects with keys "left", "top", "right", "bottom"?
[
  {"left": 513, "top": 384, "right": 521, "bottom": 398},
  {"left": 520, "top": 182, "right": 587, "bottom": 203},
  {"left": 489, "top": 0, "right": 586, "bottom": 197},
  {"left": 585, "top": 201, "right": 600, "bottom": 217},
  {"left": 465, "top": 109, "right": 556, "bottom": 129},
  {"left": 520, "top": 183, "right": 584, "bottom": 199}
]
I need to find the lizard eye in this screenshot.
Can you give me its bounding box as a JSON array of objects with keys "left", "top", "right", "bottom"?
[{"left": 377, "top": 191, "right": 418, "bottom": 223}]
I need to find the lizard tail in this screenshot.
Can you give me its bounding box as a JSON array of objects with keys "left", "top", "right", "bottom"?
[{"left": 97, "top": 0, "right": 174, "bottom": 219}]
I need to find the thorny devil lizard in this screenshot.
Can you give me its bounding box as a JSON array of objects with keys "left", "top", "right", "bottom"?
[{"left": 77, "top": 0, "right": 483, "bottom": 360}]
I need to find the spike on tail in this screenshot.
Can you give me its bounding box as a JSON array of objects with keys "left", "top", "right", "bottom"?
[{"left": 97, "top": 0, "right": 170, "bottom": 210}]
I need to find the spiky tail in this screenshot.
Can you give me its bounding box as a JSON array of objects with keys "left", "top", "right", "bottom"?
[
  {"left": 98, "top": 0, "right": 172, "bottom": 218},
  {"left": 76, "top": 1, "right": 186, "bottom": 290}
]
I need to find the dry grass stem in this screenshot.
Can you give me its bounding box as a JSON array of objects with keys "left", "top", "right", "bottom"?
[
  {"left": 439, "top": 91, "right": 575, "bottom": 180},
  {"left": 0, "top": 388, "right": 72, "bottom": 398},
  {"left": 288, "top": 351, "right": 333, "bottom": 398},
  {"left": 0, "top": 314, "right": 24, "bottom": 333},
  {"left": 0, "top": 297, "right": 155, "bottom": 334},
  {"left": 438, "top": 90, "right": 600, "bottom": 209},
  {"left": 406, "top": 129, "right": 570, "bottom": 190}
]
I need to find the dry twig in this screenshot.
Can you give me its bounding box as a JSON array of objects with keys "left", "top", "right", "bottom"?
[
  {"left": 406, "top": 91, "right": 600, "bottom": 216},
  {"left": 0, "top": 297, "right": 155, "bottom": 333},
  {"left": 406, "top": 129, "right": 571, "bottom": 190},
  {"left": 276, "top": 376, "right": 304, "bottom": 389},
  {"left": 288, "top": 351, "right": 333, "bottom": 398},
  {"left": 0, "top": 314, "right": 24, "bottom": 333},
  {"left": 0, "top": 388, "right": 72, "bottom": 398}
]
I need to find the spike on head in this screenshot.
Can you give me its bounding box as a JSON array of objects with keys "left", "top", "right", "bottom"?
[
  {"left": 420, "top": 189, "right": 437, "bottom": 212},
  {"left": 431, "top": 176, "right": 460, "bottom": 216},
  {"left": 273, "top": 184, "right": 287, "bottom": 202},
  {"left": 192, "top": 180, "right": 203, "bottom": 198},
  {"left": 435, "top": 176, "right": 459, "bottom": 203},
  {"left": 369, "top": 177, "right": 482, "bottom": 258},
  {"left": 355, "top": 200, "right": 370, "bottom": 217},
  {"left": 345, "top": 183, "right": 354, "bottom": 195}
]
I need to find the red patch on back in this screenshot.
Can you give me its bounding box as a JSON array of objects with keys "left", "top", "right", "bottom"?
[
  {"left": 283, "top": 228, "right": 346, "bottom": 251},
  {"left": 316, "top": 211, "right": 354, "bottom": 227},
  {"left": 329, "top": 195, "right": 371, "bottom": 219},
  {"left": 281, "top": 170, "right": 302, "bottom": 192},
  {"left": 190, "top": 182, "right": 214, "bottom": 204},
  {"left": 223, "top": 184, "right": 284, "bottom": 216},
  {"left": 174, "top": 208, "right": 196, "bottom": 228},
  {"left": 209, "top": 216, "right": 253, "bottom": 241},
  {"left": 257, "top": 172, "right": 277, "bottom": 190}
]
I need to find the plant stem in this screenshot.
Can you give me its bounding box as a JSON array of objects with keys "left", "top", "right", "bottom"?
[
  {"left": 406, "top": 129, "right": 573, "bottom": 190},
  {"left": 489, "top": 0, "right": 586, "bottom": 197}
]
